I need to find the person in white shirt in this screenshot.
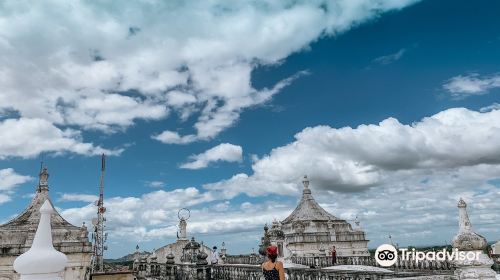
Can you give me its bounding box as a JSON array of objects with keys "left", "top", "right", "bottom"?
[{"left": 211, "top": 246, "right": 219, "bottom": 265}]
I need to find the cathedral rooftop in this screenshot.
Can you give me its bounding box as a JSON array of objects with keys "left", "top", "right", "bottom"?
[
  {"left": 282, "top": 175, "right": 338, "bottom": 224},
  {"left": 0, "top": 167, "right": 91, "bottom": 256}
]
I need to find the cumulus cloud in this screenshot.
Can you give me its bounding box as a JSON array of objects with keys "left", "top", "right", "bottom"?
[
  {"left": 0, "top": 118, "right": 122, "bottom": 159},
  {"left": 0, "top": 194, "right": 10, "bottom": 205},
  {"left": 323, "top": 164, "right": 500, "bottom": 247},
  {"left": 60, "top": 187, "right": 290, "bottom": 243},
  {"left": 205, "top": 108, "right": 500, "bottom": 196},
  {"left": 480, "top": 103, "right": 500, "bottom": 112},
  {"left": 372, "top": 48, "right": 406, "bottom": 65},
  {"left": 443, "top": 73, "right": 500, "bottom": 98},
  {"left": 0, "top": 168, "right": 32, "bottom": 191},
  {"left": 180, "top": 143, "right": 243, "bottom": 170},
  {"left": 0, "top": 0, "right": 419, "bottom": 145},
  {"left": 0, "top": 168, "right": 32, "bottom": 204},
  {"left": 59, "top": 193, "right": 99, "bottom": 203},
  {"left": 61, "top": 187, "right": 217, "bottom": 240}
]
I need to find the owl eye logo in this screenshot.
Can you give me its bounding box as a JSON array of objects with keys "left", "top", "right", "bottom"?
[
  {"left": 375, "top": 244, "right": 398, "bottom": 267},
  {"left": 377, "top": 250, "right": 395, "bottom": 260}
]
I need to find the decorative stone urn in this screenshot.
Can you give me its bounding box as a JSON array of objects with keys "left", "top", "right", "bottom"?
[
  {"left": 196, "top": 250, "right": 208, "bottom": 265},
  {"left": 451, "top": 198, "right": 497, "bottom": 280},
  {"left": 166, "top": 252, "right": 175, "bottom": 265},
  {"left": 13, "top": 200, "right": 68, "bottom": 280}
]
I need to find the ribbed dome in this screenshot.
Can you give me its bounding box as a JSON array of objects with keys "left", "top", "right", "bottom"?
[{"left": 282, "top": 184, "right": 337, "bottom": 224}]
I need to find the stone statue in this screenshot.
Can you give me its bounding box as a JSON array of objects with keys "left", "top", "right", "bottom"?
[
  {"left": 178, "top": 219, "right": 187, "bottom": 240},
  {"left": 452, "top": 198, "right": 496, "bottom": 280}
]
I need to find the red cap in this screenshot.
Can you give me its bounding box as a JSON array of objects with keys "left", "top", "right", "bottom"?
[{"left": 266, "top": 245, "right": 278, "bottom": 256}]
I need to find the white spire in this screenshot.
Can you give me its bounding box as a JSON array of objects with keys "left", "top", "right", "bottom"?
[{"left": 13, "top": 200, "right": 68, "bottom": 280}]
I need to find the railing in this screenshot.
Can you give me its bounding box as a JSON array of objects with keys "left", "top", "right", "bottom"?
[
  {"left": 290, "top": 255, "right": 455, "bottom": 272},
  {"left": 290, "top": 256, "right": 374, "bottom": 267},
  {"left": 211, "top": 264, "right": 447, "bottom": 280},
  {"left": 223, "top": 254, "right": 262, "bottom": 265},
  {"left": 134, "top": 261, "right": 455, "bottom": 280},
  {"left": 211, "top": 264, "right": 261, "bottom": 280},
  {"left": 225, "top": 255, "right": 375, "bottom": 267},
  {"left": 286, "top": 267, "right": 415, "bottom": 280},
  {"left": 134, "top": 256, "right": 456, "bottom": 279}
]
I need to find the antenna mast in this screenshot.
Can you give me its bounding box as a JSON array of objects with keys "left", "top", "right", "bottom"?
[{"left": 91, "top": 154, "right": 107, "bottom": 273}]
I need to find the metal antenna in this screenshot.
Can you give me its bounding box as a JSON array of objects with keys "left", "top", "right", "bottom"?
[{"left": 92, "top": 154, "right": 107, "bottom": 273}]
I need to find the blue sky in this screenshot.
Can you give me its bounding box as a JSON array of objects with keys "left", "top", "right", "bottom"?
[{"left": 1, "top": 0, "right": 500, "bottom": 258}]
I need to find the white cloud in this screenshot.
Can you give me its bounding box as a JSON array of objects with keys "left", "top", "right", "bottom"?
[
  {"left": 152, "top": 72, "right": 308, "bottom": 144},
  {"left": 480, "top": 103, "right": 500, "bottom": 112},
  {"left": 59, "top": 193, "right": 99, "bottom": 203},
  {"left": 60, "top": 187, "right": 290, "bottom": 243},
  {"left": 151, "top": 131, "right": 197, "bottom": 145},
  {"left": 0, "top": 118, "right": 122, "bottom": 159},
  {"left": 61, "top": 93, "right": 169, "bottom": 132},
  {"left": 0, "top": 168, "right": 32, "bottom": 191},
  {"left": 180, "top": 143, "right": 243, "bottom": 170},
  {"left": 0, "top": 194, "right": 11, "bottom": 205},
  {"left": 372, "top": 48, "right": 406, "bottom": 65},
  {"left": 0, "top": 168, "right": 32, "bottom": 205},
  {"left": 213, "top": 201, "right": 231, "bottom": 212},
  {"left": 60, "top": 187, "right": 219, "bottom": 240},
  {"left": 241, "top": 202, "right": 253, "bottom": 210},
  {"left": 443, "top": 73, "right": 500, "bottom": 98},
  {"left": 146, "top": 181, "right": 165, "bottom": 188},
  {"left": 205, "top": 107, "right": 500, "bottom": 196},
  {"left": 0, "top": 0, "right": 419, "bottom": 144},
  {"left": 323, "top": 164, "right": 500, "bottom": 247}
]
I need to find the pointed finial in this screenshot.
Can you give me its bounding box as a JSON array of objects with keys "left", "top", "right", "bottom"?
[
  {"left": 302, "top": 175, "right": 309, "bottom": 189},
  {"left": 458, "top": 197, "right": 467, "bottom": 208},
  {"left": 13, "top": 200, "right": 67, "bottom": 277}
]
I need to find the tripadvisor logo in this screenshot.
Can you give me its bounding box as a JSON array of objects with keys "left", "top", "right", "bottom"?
[
  {"left": 375, "top": 244, "right": 480, "bottom": 267},
  {"left": 375, "top": 244, "right": 398, "bottom": 267}
]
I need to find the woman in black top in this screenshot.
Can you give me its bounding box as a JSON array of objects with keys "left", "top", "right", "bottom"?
[{"left": 262, "top": 245, "right": 285, "bottom": 280}]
